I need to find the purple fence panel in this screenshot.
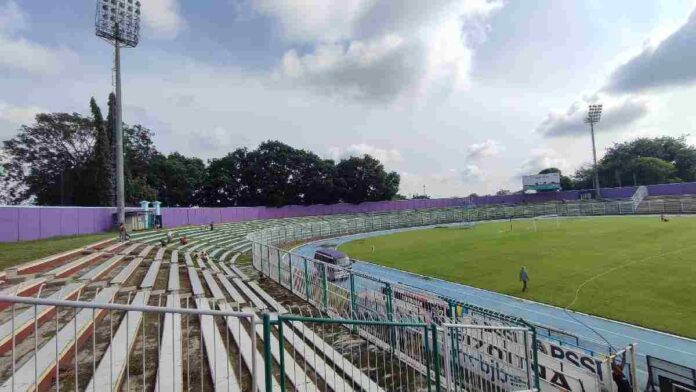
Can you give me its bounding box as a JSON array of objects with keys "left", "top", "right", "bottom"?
[
  {"left": 77, "top": 209, "right": 94, "bottom": 235},
  {"left": 60, "top": 209, "right": 79, "bottom": 236},
  {"left": 39, "top": 208, "right": 63, "bottom": 239},
  {"left": 18, "top": 208, "right": 41, "bottom": 241},
  {"left": 0, "top": 208, "right": 19, "bottom": 242}
]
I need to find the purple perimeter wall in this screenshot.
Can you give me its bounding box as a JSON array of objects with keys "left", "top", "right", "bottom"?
[{"left": 2, "top": 181, "right": 696, "bottom": 243}]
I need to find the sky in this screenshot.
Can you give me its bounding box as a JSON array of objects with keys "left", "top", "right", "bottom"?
[{"left": 2, "top": 0, "right": 696, "bottom": 197}]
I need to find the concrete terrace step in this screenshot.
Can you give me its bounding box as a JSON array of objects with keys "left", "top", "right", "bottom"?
[
  {"left": 47, "top": 252, "right": 103, "bottom": 279},
  {"left": 218, "top": 302, "right": 275, "bottom": 392},
  {"left": 232, "top": 278, "right": 266, "bottom": 311},
  {"left": 155, "top": 294, "right": 183, "bottom": 392},
  {"left": 169, "top": 249, "right": 178, "bottom": 263},
  {"left": 195, "top": 299, "right": 241, "bottom": 392},
  {"left": 216, "top": 275, "right": 246, "bottom": 304},
  {"left": 0, "top": 283, "right": 83, "bottom": 355},
  {"left": 80, "top": 255, "right": 125, "bottom": 282},
  {"left": 0, "top": 278, "right": 48, "bottom": 311},
  {"left": 110, "top": 257, "right": 143, "bottom": 286},
  {"left": 168, "top": 263, "right": 180, "bottom": 292},
  {"left": 188, "top": 267, "right": 204, "bottom": 297},
  {"left": 0, "top": 286, "right": 119, "bottom": 392},
  {"left": 201, "top": 270, "right": 225, "bottom": 300},
  {"left": 137, "top": 245, "right": 154, "bottom": 258},
  {"left": 86, "top": 290, "right": 151, "bottom": 391},
  {"left": 154, "top": 247, "right": 166, "bottom": 261},
  {"left": 230, "top": 265, "right": 251, "bottom": 281},
  {"left": 140, "top": 261, "right": 162, "bottom": 289}
]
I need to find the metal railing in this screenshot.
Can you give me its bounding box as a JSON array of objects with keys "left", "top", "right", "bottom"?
[
  {"left": 441, "top": 324, "right": 534, "bottom": 392},
  {"left": 0, "top": 293, "right": 258, "bottom": 392},
  {"left": 246, "top": 202, "right": 657, "bottom": 392}
]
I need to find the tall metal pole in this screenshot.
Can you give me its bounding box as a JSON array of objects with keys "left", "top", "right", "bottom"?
[
  {"left": 590, "top": 122, "right": 601, "bottom": 199},
  {"left": 114, "top": 39, "right": 125, "bottom": 225}
]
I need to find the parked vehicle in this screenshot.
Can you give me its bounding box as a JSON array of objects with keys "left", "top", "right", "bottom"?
[{"left": 314, "top": 248, "right": 352, "bottom": 280}]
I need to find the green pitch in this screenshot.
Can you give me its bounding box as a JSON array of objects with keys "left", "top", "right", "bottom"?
[{"left": 338, "top": 216, "right": 696, "bottom": 338}]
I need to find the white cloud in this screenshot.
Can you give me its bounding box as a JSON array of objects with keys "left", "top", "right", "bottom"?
[
  {"left": 0, "top": 0, "right": 25, "bottom": 33},
  {"left": 536, "top": 95, "right": 650, "bottom": 138},
  {"left": 519, "top": 148, "right": 570, "bottom": 176},
  {"left": 252, "top": 0, "right": 368, "bottom": 42},
  {"left": 466, "top": 139, "right": 503, "bottom": 160},
  {"left": 327, "top": 143, "right": 402, "bottom": 165},
  {"left": 0, "top": 35, "right": 67, "bottom": 75},
  {"left": 460, "top": 164, "right": 485, "bottom": 183},
  {"left": 266, "top": 0, "right": 503, "bottom": 103},
  {"left": 606, "top": 8, "right": 696, "bottom": 93},
  {"left": 140, "top": 0, "right": 185, "bottom": 39}
]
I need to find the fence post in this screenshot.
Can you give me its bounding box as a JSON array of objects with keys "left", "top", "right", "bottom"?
[
  {"left": 277, "top": 249, "right": 282, "bottom": 287},
  {"left": 263, "top": 314, "right": 273, "bottom": 392},
  {"left": 531, "top": 326, "right": 541, "bottom": 390},
  {"left": 424, "top": 326, "right": 432, "bottom": 392},
  {"left": 303, "top": 257, "right": 310, "bottom": 301},
  {"left": 385, "top": 283, "right": 393, "bottom": 321},
  {"left": 431, "top": 324, "right": 441, "bottom": 392},
  {"left": 322, "top": 264, "right": 328, "bottom": 313},
  {"left": 278, "top": 321, "right": 286, "bottom": 391},
  {"left": 349, "top": 273, "right": 358, "bottom": 332}
]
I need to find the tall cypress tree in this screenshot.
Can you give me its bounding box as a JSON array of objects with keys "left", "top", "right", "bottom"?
[{"left": 90, "top": 97, "right": 114, "bottom": 206}]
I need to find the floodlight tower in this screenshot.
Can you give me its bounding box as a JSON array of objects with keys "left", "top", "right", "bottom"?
[
  {"left": 95, "top": 0, "right": 141, "bottom": 226},
  {"left": 584, "top": 104, "right": 603, "bottom": 199}
]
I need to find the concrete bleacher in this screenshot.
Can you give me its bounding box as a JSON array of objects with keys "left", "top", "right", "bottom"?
[
  {"left": 0, "top": 209, "right": 457, "bottom": 391},
  {"left": 635, "top": 194, "right": 696, "bottom": 214},
  {"left": 0, "top": 286, "right": 119, "bottom": 391},
  {"left": 86, "top": 290, "right": 150, "bottom": 391}
]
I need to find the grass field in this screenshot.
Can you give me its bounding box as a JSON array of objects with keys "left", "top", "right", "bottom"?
[
  {"left": 338, "top": 216, "right": 696, "bottom": 338},
  {"left": 0, "top": 232, "right": 116, "bottom": 270}
]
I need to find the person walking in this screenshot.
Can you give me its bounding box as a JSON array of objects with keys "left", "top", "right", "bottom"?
[
  {"left": 118, "top": 222, "right": 127, "bottom": 242},
  {"left": 519, "top": 266, "right": 529, "bottom": 292}
]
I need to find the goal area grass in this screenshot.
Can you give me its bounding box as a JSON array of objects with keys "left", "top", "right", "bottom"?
[{"left": 338, "top": 216, "right": 696, "bottom": 338}]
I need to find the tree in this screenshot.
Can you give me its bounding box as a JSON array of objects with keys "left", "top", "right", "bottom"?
[
  {"left": 1, "top": 113, "right": 96, "bottom": 205},
  {"left": 574, "top": 136, "right": 696, "bottom": 188},
  {"left": 495, "top": 189, "right": 511, "bottom": 196},
  {"left": 196, "top": 148, "right": 248, "bottom": 206},
  {"left": 149, "top": 152, "right": 206, "bottom": 206},
  {"left": 87, "top": 97, "right": 114, "bottom": 206},
  {"left": 123, "top": 125, "right": 160, "bottom": 204},
  {"left": 627, "top": 157, "right": 677, "bottom": 185},
  {"left": 411, "top": 194, "right": 430, "bottom": 199},
  {"left": 333, "top": 154, "right": 400, "bottom": 203}
]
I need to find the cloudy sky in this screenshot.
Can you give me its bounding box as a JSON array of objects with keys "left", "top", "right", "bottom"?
[{"left": 2, "top": 0, "right": 696, "bottom": 197}]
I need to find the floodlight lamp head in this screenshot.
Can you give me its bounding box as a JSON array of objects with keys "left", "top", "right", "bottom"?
[
  {"left": 585, "top": 103, "right": 603, "bottom": 124},
  {"left": 95, "top": 0, "right": 141, "bottom": 47}
]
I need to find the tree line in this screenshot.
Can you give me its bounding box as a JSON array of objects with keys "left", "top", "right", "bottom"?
[
  {"left": 492, "top": 136, "right": 696, "bottom": 195},
  {"left": 0, "top": 96, "right": 400, "bottom": 207}
]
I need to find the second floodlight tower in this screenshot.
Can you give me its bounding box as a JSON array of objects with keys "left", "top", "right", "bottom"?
[
  {"left": 585, "top": 104, "right": 603, "bottom": 199},
  {"left": 95, "top": 0, "right": 141, "bottom": 225}
]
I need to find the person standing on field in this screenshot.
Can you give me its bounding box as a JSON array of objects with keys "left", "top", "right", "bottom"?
[{"left": 519, "top": 266, "right": 529, "bottom": 292}]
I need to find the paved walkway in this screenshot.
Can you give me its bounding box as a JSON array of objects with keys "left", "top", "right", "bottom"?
[{"left": 293, "top": 225, "right": 696, "bottom": 384}]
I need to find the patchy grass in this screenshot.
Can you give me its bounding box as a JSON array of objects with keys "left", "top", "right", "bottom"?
[
  {"left": 339, "top": 216, "right": 696, "bottom": 338},
  {"left": 0, "top": 232, "right": 116, "bottom": 270}
]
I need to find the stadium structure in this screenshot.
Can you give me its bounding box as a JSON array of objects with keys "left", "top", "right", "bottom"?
[{"left": 1, "top": 185, "right": 696, "bottom": 392}]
